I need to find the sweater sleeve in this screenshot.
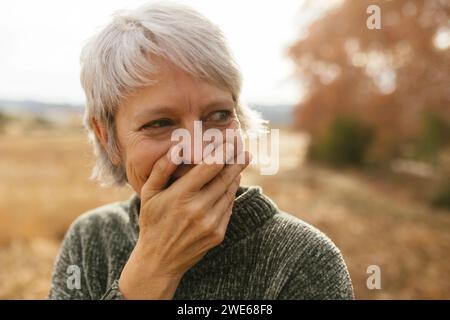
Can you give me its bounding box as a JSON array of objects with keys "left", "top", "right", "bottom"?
[
  {"left": 100, "top": 280, "right": 124, "bottom": 300},
  {"left": 277, "top": 234, "right": 354, "bottom": 300},
  {"left": 47, "top": 217, "right": 124, "bottom": 300}
]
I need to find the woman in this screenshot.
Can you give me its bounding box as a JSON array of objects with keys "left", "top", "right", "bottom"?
[{"left": 48, "top": 2, "right": 354, "bottom": 300}]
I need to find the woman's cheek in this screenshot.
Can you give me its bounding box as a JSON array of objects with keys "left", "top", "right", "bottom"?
[{"left": 125, "top": 139, "right": 170, "bottom": 191}]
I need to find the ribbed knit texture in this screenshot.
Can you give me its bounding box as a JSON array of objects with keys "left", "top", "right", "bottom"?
[{"left": 48, "top": 185, "right": 354, "bottom": 300}]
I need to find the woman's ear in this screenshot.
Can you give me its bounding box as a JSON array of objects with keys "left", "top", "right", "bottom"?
[
  {"left": 91, "top": 117, "right": 121, "bottom": 166},
  {"left": 91, "top": 117, "right": 108, "bottom": 149}
]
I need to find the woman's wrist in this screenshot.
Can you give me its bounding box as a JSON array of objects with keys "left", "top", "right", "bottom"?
[
  {"left": 118, "top": 242, "right": 183, "bottom": 299},
  {"left": 118, "top": 272, "right": 182, "bottom": 300}
]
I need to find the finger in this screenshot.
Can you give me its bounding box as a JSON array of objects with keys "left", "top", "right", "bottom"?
[
  {"left": 211, "top": 174, "right": 241, "bottom": 214},
  {"left": 177, "top": 142, "right": 234, "bottom": 192},
  {"left": 183, "top": 183, "right": 238, "bottom": 257},
  {"left": 187, "top": 174, "right": 240, "bottom": 243},
  {"left": 141, "top": 145, "right": 180, "bottom": 202},
  {"left": 198, "top": 151, "right": 251, "bottom": 205},
  {"left": 213, "top": 192, "right": 236, "bottom": 241},
  {"left": 187, "top": 196, "right": 235, "bottom": 254}
]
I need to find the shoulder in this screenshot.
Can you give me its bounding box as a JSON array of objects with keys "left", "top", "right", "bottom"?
[
  {"left": 269, "top": 210, "right": 341, "bottom": 257},
  {"left": 261, "top": 210, "right": 354, "bottom": 299},
  {"left": 259, "top": 209, "right": 342, "bottom": 259},
  {"left": 262, "top": 210, "right": 348, "bottom": 276},
  {"left": 70, "top": 199, "right": 131, "bottom": 233},
  {"left": 62, "top": 197, "right": 135, "bottom": 251},
  {"left": 49, "top": 198, "right": 135, "bottom": 299}
]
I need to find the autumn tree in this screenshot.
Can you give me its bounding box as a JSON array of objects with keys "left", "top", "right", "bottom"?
[{"left": 289, "top": 0, "right": 450, "bottom": 162}]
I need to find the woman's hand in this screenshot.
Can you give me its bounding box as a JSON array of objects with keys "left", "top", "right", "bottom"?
[{"left": 118, "top": 144, "right": 251, "bottom": 299}]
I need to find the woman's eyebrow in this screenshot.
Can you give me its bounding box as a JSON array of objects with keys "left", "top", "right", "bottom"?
[
  {"left": 133, "top": 106, "right": 178, "bottom": 121},
  {"left": 133, "top": 98, "right": 234, "bottom": 121},
  {"left": 200, "top": 98, "right": 235, "bottom": 112}
]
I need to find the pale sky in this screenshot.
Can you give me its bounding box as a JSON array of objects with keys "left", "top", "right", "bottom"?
[{"left": 0, "top": 0, "right": 334, "bottom": 106}]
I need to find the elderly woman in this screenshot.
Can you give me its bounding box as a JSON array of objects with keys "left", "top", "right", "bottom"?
[{"left": 48, "top": 3, "right": 354, "bottom": 300}]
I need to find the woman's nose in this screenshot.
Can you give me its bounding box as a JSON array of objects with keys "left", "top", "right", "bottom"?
[
  {"left": 178, "top": 120, "right": 214, "bottom": 164},
  {"left": 179, "top": 140, "right": 213, "bottom": 164}
]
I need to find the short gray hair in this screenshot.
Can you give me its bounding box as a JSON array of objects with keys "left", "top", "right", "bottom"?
[{"left": 80, "top": 1, "right": 265, "bottom": 187}]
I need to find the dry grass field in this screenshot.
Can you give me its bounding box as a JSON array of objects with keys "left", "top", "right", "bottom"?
[{"left": 1, "top": 125, "right": 449, "bottom": 299}]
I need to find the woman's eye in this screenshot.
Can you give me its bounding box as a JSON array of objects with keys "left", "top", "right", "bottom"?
[
  {"left": 142, "top": 119, "right": 173, "bottom": 129},
  {"left": 207, "top": 110, "right": 232, "bottom": 122}
]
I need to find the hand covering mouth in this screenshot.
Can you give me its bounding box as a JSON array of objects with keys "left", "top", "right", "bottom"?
[
  {"left": 164, "top": 164, "right": 194, "bottom": 189},
  {"left": 165, "top": 175, "right": 178, "bottom": 189}
]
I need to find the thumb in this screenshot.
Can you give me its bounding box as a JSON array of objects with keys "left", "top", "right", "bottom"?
[{"left": 140, "top": 144, "right": 180, "bottom": 203}]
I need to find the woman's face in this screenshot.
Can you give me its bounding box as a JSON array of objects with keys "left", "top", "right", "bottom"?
[{"left": 114, "top": 61, "right": 242, "bottom": 196}]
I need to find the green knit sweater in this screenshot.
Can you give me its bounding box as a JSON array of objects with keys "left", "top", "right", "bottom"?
[{"left": 48, "top": 185, "right": 354, "bottom": 300}]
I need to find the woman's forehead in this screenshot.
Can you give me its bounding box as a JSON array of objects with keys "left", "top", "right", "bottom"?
[
  {"left": 122, "top": 66, "right": 234, "bottom": 114},
  {"left": 131, "top": 96, "right": 235, "bottom": 122}
]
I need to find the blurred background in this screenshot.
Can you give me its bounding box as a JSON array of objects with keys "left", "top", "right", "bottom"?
[{"left": 0, "top": 0, "right": 449, "bottom": 299}]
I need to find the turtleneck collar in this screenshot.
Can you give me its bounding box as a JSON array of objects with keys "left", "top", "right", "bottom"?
[{"left": 126, "top": 185, "right": 279, "bottom": 248}]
